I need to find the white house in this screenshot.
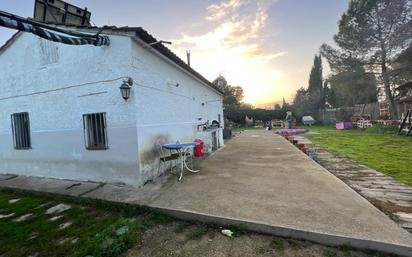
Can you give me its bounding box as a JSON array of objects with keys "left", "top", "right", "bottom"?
[{"left": 0, "top": 26, "right": 224, "bottom": 187}]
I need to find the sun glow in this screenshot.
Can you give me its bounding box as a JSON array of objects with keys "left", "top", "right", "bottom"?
[{"left": 170, "top": 0, "right": 288, "bottom": 108}]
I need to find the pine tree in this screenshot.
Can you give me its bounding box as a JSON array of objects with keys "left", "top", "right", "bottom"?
[
  {"left": 308, "top": 55, "right": 323, "bottom": 94},
  {"left": 321, "top": 0, "right": 412, "bottom": 119},
  {"left": 307, "top": 55, "right": 324, "bottom": 115}
]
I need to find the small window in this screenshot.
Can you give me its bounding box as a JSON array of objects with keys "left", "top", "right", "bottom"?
[
  {"left": 39, "top": 39, "right": 59, "bottom": 65},
  {"left": 83, "top": 113, "right": 108, "bottom": 150},
  {"left": 11, "top": 112, "right": 31, "bottom": 149}
]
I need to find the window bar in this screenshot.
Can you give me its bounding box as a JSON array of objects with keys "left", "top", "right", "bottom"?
[
  {"left": 85, "top": 115, "right": 89, "bottom": 147},
  {"left": 93, "top": 113, "right": 98, "bottom": 148},
  {"left": 24, "top": 113, "right": 28, "bottom": 148},
  {"left": 15, "top": 114, "right": 18, "bottom": 148},
  {"left": 87, "top": 115, "right": 91, "bottom": 148},
  {"left": 26, "top": 114, "right": 31, "bottom": 147},
  {"left": 88, "top": 115, "right": 91, "bottom": 148},
  {"left": 88, "top": 115, "right": 92, "bottom": 148},
  {"left": 18, "top": 114, "right": 22, "bottom": 148},
  {"left": 98, "top": 113, "right": 104, "bottom": 147},
  {"left": 22, "top": 113, "right": 27, "bottom": 148},
  {"left": 85, "top": 115, "right": 89, "bottom": 148},
  {"left": 14, "top": 115, "right": 18, "bottom": 148},
  {"left": 82, "top": 115, "right": 86, "bottom": 148},
  {"left": 97, "top": 114, "right": 101, "bottom": 147},
  {"left": 102, "top": 113, "right": 107, "bottom": 147},
  {"left": 91, "top": 114, "right": 95, "bottom": 147},
  {"left": 12, "top": 115, "right": 17, "bottom": 148},
  {"left": 11, "top": 115, "right": 15, "bottom": 148},
  {"left": 95, "top": 114, "right": 99, "bottom": 147}
]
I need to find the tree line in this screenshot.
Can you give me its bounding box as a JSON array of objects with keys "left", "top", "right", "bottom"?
[
  {"left": 294, "top": 0, "right": 411, "bottom": 120},
  {"left": 213, "top": 75, "right": 289, "bottom": 125},
  {"left": 219, "top": 0, "right": 411, "bottom": 125}
]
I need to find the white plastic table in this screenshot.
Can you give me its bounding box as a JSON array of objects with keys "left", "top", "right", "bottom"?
[{"left": 162, "top": 143, "right": 199, "bottom": 181}]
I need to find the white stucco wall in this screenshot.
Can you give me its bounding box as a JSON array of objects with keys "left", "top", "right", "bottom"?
[
  {"left": 0, "top": 31, "right": 224, "bottom": 187},
  {"left": 0, "top": 33, "right": 140, "bottom": 185},
  {"left": 128, "top": 40, "right": 224, "bottom": 178}
]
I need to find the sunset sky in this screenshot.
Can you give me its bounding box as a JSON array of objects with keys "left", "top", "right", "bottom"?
[{"left": 0, "top": 0, "right": 348, "bottom": 108}]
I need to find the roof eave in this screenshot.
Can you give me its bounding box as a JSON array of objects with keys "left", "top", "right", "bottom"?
[
  {"left": 132, "top": 28, "right": 224, "bottom": 96},
  {"left": 0, "top": 31, "right": 22, "bottom": 55}
]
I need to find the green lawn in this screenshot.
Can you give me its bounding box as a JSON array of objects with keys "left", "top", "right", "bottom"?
[
  {"left": 0, "top": 189, "right": 172, "bottom": 257},
  {"left": 302, "top": 125, "right": 412, "bottom": 186}
]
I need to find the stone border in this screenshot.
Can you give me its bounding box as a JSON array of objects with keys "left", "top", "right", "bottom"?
[
  {"left": 289, "top": 134, "right": 412, "bottom": 232},
  {"left": 151, "top": 206, "right": 412, "bottom": 257}
]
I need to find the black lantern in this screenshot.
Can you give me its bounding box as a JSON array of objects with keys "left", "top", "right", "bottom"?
[{"left": 120, "top": 78, "right": 133, "bottom": 102}]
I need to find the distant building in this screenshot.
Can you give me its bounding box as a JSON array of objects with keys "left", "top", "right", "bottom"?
[
  {"left": 255, "top": 120, "right": 264, "bottom": 127},
  {"left": 379, "top": 101, "right": 391, "bottom": 119},
  {"left": 396, "top": 81, "right": 412, "bottom": 119},
  {"left": 245, "top": 115, "right": 254, "bottom": 126},
  {"left": 270, "top": 119, "right": 283, "bottom": 127}
]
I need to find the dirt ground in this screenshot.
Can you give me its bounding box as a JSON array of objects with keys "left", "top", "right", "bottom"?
[{"left": 123, "top": 222, "right": 383, "bottom": 257}]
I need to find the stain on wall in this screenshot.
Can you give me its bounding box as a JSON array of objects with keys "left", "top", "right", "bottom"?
[
  {"left": 138, "top": 133, "right": 173, "bottom": 183},
  {"left": 140, "top": 134, "right": 171, "bottom": 165}
]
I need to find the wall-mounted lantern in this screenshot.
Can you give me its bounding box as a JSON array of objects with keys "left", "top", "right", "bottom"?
[{"left": 120, "top": 77, "right": 133, "bottom": 102}]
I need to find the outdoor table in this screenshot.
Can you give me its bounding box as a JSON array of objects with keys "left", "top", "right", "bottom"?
[{"left": 162, "top": 142, "right": 199, "bottom": 181}]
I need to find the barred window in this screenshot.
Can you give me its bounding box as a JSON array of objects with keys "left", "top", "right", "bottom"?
[
  {"left": 11, "top": 112, "right": 31, "bottom": 149},
  {"left": 83, "top": 113, "right": 108, "bottom": 150},
  {"left": 39, "top": 38, "right": 59, "bottom": 65}
]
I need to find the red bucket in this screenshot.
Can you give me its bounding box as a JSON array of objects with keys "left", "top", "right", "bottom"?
[{"left": 194, "top": 139, "right": 204, "bottom": 157}]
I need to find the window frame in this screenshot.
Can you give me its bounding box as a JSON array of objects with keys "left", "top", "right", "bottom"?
[
  {"left": 11, "top": 112, "right": 32, "bottom": 150},
  {"left": 82, "top": 112, "right": 108, "bottom": 150}
]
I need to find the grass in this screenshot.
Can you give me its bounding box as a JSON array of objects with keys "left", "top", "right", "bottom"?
[
  {"left": 339, "top": 245, "right": 353, "bottom": 257},
  {"left": 186, "top": 223, "right": 208, "bottom": 240},
  {"left": 302, "top": 125, "right": 412, "bottom": 186},
  {"left": 323, "top": 249, "right": 337, "bottom": 257},
  {"left": 174, "top": 221, "right": 190, "bottom": 233},
  {"left": 0, "top": 188, "right": 173, "bottom": 257},
  {"left": 0, "top": 189, "right": 392, "bottom": 257},
  {"left": 270, "top": 239, "right": 284, "bottom": 251},
  {"left": 226, "top": 223, "right": 247, "bottom": 236}
]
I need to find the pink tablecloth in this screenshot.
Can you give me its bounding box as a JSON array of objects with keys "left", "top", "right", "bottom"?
[{"left": 275, "top": 129, "right": 307, "bottom": 135}]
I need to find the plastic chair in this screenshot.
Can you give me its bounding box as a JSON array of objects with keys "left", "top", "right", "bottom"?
[{"left": 157, "top": 143, "right": 179, "bottom": 174}]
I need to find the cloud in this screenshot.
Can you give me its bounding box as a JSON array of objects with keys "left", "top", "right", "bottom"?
[
  {"left": 173, "top": 0, "right": 280, "bottom": 58},
  {"left": 170, "top": 0, "right": 285, "bottom": 105},
  {"left": 205, "top": 0, "right": 244, "bottom": 21}
]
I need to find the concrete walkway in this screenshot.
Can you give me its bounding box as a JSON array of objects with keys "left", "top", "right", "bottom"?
[
  {"left": 314, "top": 148, "right": 412, "bottom": 231},
  {"left": 148, "top": 130, "right": 412, "bottom": 255},
  {"left": 1, "top": 130, "right": 412, "bottom": 256}
]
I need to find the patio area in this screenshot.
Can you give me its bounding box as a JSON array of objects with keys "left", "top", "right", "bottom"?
[
  {"left": 148, "top": 130, "right": 412, "bottom": 255},
  {"left": 1, "top": 130, "right": 411, "bottom": 256}
]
